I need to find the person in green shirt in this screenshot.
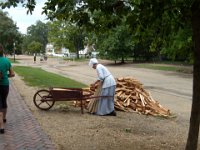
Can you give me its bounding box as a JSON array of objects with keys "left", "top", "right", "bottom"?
[{"left": 0, "top": 44, "right": 15, "bottom": 134}]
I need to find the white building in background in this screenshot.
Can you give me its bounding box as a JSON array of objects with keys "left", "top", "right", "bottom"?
[
  {"left": 46, "top": 43, "right": 99, "bottom": 58},
  {"left": 45, "top": 43, "right": 70, "bottom": 57},
  {"left": 46, "top": 43, "right": 55, "bottom": 56},
  {"left": 79, "top": 46, "right": 88, "bottom": 55},
  {"left": 79, "top": 44, "right": 99, "bottom": 58},
  {"left": 61, "top": 47, "right": 70, "bottom": 57}
]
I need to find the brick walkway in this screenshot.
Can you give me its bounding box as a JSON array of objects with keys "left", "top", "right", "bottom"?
[{"left": 0, "top": 82, "right": 56, "bottom": 150}]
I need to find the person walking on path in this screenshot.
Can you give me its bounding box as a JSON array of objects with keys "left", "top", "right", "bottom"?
[
  {"left": 0, "top": 44, "right": 15, "bottom": 134},
  {"left": 88, "top": 58, "right": 117, "bottom": 116},
  {"left": 33, "top": 53, "right": 36, "bottom": 63}
]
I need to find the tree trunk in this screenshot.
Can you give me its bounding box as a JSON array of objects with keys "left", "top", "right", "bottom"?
[
  {"left": 121, "top": 55, "right": 125, "bottom": 63},
  {"left": 186, "top": 1, "right": 200, "bottom": 150}
]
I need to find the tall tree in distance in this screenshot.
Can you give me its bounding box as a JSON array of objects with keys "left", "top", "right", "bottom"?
[
  {"left": 27, "top": 20, "right": 48, "bottom": 53},
  {"left": 48, "top": 20, "right": 84, "bottom": 57},
  {"left": 0, "top": 10, "right": 20, "bottom": 54}
]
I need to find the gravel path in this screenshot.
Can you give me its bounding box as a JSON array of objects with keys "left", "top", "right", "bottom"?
[{"left": 12, "top": 55, "right": 195, "bottom": 150}]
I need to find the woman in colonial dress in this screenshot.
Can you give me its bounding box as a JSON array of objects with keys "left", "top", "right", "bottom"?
[{"left": 88, "top": 58, "right": 116, "bottom": 116}]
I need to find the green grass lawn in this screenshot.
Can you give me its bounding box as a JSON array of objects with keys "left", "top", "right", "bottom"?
[
  {"left": 13, "top": 66, "right": 87, "bottom": 88},
  {"left": 134, "top": 64, "right": 178, "bottom": 71},
  {"left": 133, "top": 63, "right": 193, "bottom": 73}
]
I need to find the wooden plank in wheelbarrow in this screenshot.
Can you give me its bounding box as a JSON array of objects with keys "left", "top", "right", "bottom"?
[
  {"left": 50, "top": 88, "right": 83, "bottom": 100},
  {"left": 50, "top": 87, "right": 85, "bottom": 114}
]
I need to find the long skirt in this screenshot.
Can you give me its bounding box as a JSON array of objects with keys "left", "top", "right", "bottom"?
[{"left": 96, "top": 85, "right": 116, "bottom": 115}]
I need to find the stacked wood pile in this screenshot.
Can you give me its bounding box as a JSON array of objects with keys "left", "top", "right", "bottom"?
[
  {"left": 74, "top": 77, "right": 171, "bottom": 117},
  {"left": 114, "top": 77, "right": 171, "bottom": 117}
]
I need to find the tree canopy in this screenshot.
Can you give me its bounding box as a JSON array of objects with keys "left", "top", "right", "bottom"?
[
  {"left": 0, "top": 10, "right": 21, "bottom": 54},
  {"left": 22, "top": 20, "right": 48, "bottom": 54},
  {"left": 48, "top": 20, "right": 84, "bottom": 56},
  {"left": 1, "top": 1, "right": 200, "bottom": 150}
]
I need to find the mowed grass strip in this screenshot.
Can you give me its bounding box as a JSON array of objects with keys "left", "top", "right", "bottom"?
[
  {"left": 13, "top": 66, "right": 86, "bottom": 88},
  {"left": 134, "top": 64, "right": 178, "bottom": 71}
]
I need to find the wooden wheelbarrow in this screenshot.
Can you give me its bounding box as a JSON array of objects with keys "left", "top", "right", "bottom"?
[{"left": 33, "top": 87, "right": 94, "bottom": 114}]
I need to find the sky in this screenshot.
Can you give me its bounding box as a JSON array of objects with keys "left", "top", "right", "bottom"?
[{"left": 4, "top": 0, "right": 47, "bottom": 34}]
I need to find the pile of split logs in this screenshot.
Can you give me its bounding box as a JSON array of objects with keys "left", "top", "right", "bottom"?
[
  {"left": 75, "top": 77, "right": 171, "bottom": 117},
  {"left": 114, "top": 77, "right": 171, "bottom": 117}
]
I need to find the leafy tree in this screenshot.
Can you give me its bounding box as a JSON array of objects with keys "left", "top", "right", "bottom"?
[
  {"left": 27, "top": 20, "right": 48, "bottom": 54},
  {"left": 1, "top": 1, "right": 200, "bottom": 149},
  {"left": 21, "top": 34, "right": 33, "bottom": 54},
  {"left": 48, "top": 20, "right": 84, "bottom": 57},
  {"left": 13, "top": 32, "right": 23, "bottom": 55},
  {"left": 161, "top": 26, "right": 193, "bottom": 62},
  {"left": 0, "top": 10, "right": 21, "bottom": 54},
  {"left": 27, "top": 41, "right": 42, "bottom": 54},
  {"left": 98, "top": 23, "right": 133, "bottom": 63},
  {"left": 48, "top": 20, "right": 73, "bottom": 52}
]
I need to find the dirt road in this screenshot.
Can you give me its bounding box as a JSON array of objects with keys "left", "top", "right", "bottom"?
[{"left": 12, "top": 55, "right": 196, "bottom": 150}]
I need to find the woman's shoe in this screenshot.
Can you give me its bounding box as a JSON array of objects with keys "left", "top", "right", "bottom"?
[
  {"left": 105, "top": 111, "right": 117, "bottom": 116},
  {"left": 109, "top": 111, "right": 117, "bottom": 116},
  {"left": 0, "top": 129, "right": 5, "bottom": 134}
]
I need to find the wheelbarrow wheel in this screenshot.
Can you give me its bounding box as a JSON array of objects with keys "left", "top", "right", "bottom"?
[{"left": 33, "top": 89, "right": 55, "bottom": 110}]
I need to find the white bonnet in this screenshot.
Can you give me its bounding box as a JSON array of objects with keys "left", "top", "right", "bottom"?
[{"left": 89, "top": 58, "right": 98, "bottom": 66}]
